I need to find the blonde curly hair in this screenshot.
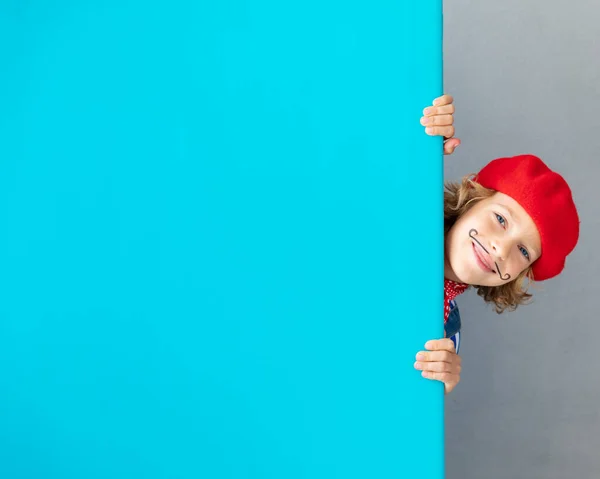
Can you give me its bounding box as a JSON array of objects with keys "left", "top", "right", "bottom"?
[{"left": 444, "top": 174, "right": 536, "bottom": 314}]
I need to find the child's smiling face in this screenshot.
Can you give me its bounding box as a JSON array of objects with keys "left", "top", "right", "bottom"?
[{"left": 445, "top": 192, "right": 542, "bottom": 287}]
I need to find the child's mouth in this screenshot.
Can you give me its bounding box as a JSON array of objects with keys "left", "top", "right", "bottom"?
[{"left": 472, "top": 242, "right": 496, "bottom": 273}]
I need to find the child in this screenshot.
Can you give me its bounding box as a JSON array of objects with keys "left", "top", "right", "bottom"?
[{"left": 413, "top": 95, "right": 580, "bottom": 394}]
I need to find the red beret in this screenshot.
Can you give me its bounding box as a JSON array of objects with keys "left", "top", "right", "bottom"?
[{"left": 474, "top": 154, "right": 579, "bottom": 281}]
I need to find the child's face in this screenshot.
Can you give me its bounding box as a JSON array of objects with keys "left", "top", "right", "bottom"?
[{"left": 445, "top": 192, "right": 542, "bottom": 287}]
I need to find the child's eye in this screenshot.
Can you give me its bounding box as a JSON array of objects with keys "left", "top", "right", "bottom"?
[
  {"left": 519, "top": 246, "right": 530, "bottom": 260},
  {"left": 495, "top": 214, "right": 506, "bottom": 227}
]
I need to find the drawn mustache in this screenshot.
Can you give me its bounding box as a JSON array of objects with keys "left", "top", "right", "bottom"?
[{"left": 468, "top": 229, "right": 511, "bottom": 281}]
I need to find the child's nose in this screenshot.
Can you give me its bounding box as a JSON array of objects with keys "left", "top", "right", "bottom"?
[{"left": 491, "top": 240, "right": 508, "bottom": 261}]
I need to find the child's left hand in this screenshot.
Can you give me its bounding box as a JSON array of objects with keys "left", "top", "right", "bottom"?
[
  {"left": 414, "top": 338, "right": 462, "bottom": 394},
  {"left": 420, "top": 94, "right": 461, "bottom": 155}
]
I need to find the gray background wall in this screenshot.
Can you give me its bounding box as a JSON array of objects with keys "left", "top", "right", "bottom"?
[{"left": 443, "top": 1, "right": 600, "bottom": 478}]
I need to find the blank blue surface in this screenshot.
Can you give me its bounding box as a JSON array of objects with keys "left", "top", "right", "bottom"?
[{"left": 0, "top": 1, "right": 444, "bottom": 478}]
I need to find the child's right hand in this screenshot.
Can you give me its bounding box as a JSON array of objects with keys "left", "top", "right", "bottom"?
[
  {"left": 414, "top": 338, "right": 462, "bottom": 394},
  {"left": 420, "top": 94, "right": 461, "bottom": 155}
]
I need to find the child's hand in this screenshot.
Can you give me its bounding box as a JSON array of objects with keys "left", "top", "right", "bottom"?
[
  {"left": 420, "top": 94, "right": 461, "bottom": 155},
  {"left": 414, "top": 339, "right": 462, "bottom": 394}
]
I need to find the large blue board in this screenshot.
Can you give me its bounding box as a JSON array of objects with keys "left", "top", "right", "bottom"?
[{"left": 0, "top": 1, "right": 444, "bottom": 478}]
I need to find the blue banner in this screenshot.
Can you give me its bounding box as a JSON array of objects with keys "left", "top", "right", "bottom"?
[{"left": 0, "top": 1, "right": 444, "bottom": 477}]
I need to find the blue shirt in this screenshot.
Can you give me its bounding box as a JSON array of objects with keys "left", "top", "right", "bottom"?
[{"left": 444, "top": 298, "right": 462, "bottom": 354}]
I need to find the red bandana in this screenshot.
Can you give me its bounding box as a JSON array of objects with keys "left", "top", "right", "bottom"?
[{"left": 444, "top": 278, "right": 468, "bottom": 323}]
